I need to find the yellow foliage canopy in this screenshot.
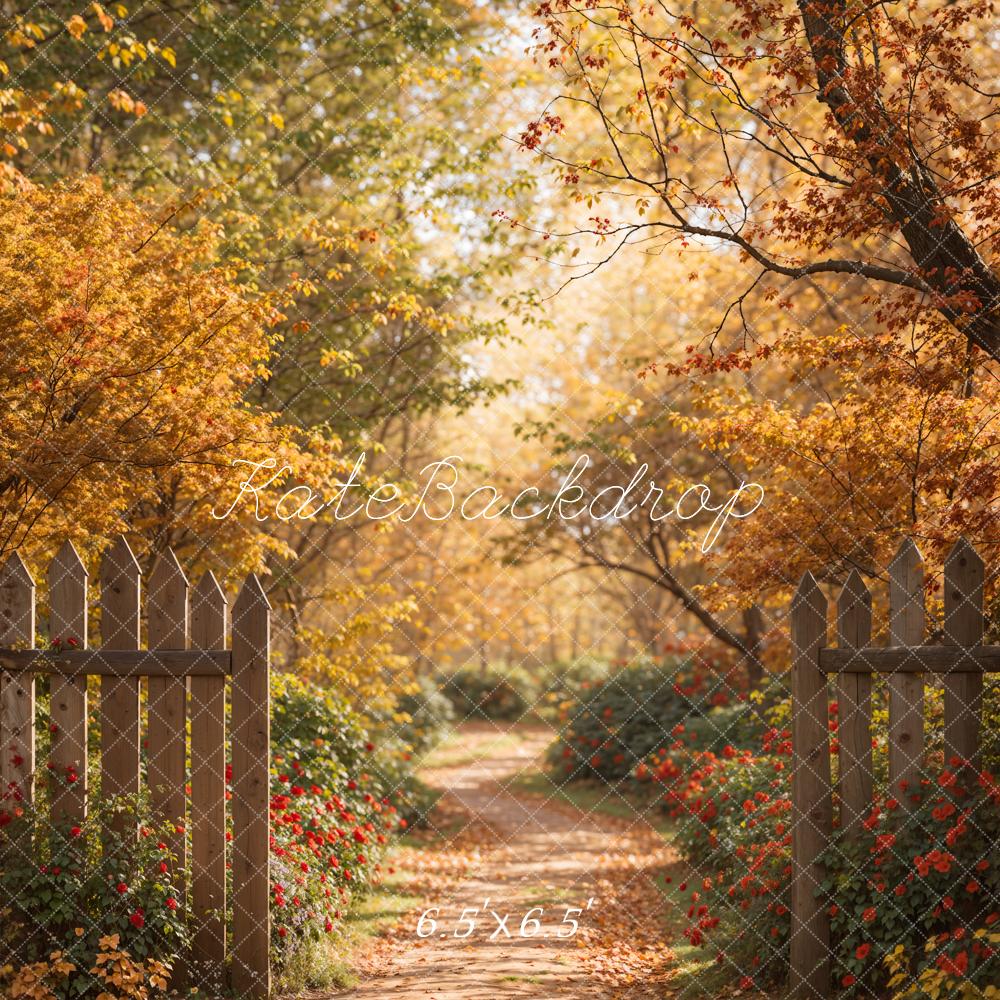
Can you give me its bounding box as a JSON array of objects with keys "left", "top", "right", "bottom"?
[{"left": 0, "top": 177, "right": 331, "bottom": 576}]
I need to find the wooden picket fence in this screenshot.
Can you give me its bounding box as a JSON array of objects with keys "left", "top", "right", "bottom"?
[
  {"left": 0, "top": 537, "right": 271, "bottom": 999},
  {"left": 789, "top": 538, "right": 992, "bottom": 998}
]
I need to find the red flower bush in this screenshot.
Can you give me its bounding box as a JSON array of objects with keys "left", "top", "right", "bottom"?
[{"left": 625, "top": 680, "right": 1000, "bottom": 995}]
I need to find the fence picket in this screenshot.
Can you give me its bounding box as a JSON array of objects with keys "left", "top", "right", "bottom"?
[
  {"left": 789, "top": 571, "right": 831, "bottom": 999},
  {"left": 147, "top": 551, "right": 190, "bottom": 895},
  {"left": 942, "top": 539, "right": 984, "bottom": 767},
  {"left": 48, "top": 541, "right": 89, "bottom": 822},
  {"left": 231, "top": 574, "right": 271, "bottom": 1000},
  {"left": 1, "top": 553, "right": 36, "bottom": 806},
  {"left": 99, "top": 537, "right": 141, "bottom": 824},
  {"left": 835, "top": 570, "right": 872, "bottom": 835},
  {"left": 190, "top": 571, "right": 228, "bottom": 983},
  {"left": 887, "top": 539, "right": 924, "bottom": 806}
]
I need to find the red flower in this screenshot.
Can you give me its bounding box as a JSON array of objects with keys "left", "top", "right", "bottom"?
[
  {"left": 116, "top": 882, "right": 129, "bottom": 894},
  {"left": 130, "top": 910, "right": 145, "bottom": 929},
  {"left": 855, "top": 943, "right": 871, "bottom": 961},
  {"left": 937, "top": 950, "right": 968, "bottom": 977},
  {"left": 165, "top": 897, "right": 178, "bottom": 910},
  {"left": 841, "top": 975, "right": 856, "bottom": 988},
  {"left": 862, "top": 907, "right": 876, "bottom": 922},
  {"left": 70, "top": 825, "right": 82, "bottom": 837}
]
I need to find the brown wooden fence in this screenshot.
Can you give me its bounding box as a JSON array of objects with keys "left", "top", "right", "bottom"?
[
  {"left": 0, "top": 537, "right": 271, "bottom": 999},
  {"left": 789, "top": 538, "right": 991, "bottom": 998}
]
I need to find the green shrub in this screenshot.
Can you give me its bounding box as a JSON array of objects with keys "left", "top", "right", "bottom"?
[
  {"left": 438, "top": 663, "right": 537, "bottom": 720},
  {"left": 532, "top": 656, "right": 612, "bottom": 720},
  {"left": 547, "top": 658, "right": 750, "bottom": 785},
  {"left": 389, "top": 674, "right": 456, "bottom": 755}
]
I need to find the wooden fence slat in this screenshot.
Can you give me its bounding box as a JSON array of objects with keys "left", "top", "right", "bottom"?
[
  {"left": 789, "top": 571, "right": 831, "bottom": 999},
  {"left": 147, "top": 550, "right": 190, "bottom": 876},
  {"left": 888, "top": 539, "right": 924, "bottom": 806},
  {"left": 190, "top": 572, "right": 228, "bottom": 984},
  {"left": 942, "top": 539, "right": 984, "bottom": 768},
  {"left": 231, "top": 574, "right": 270, "bottom": 1000},
  {"left": 48, "top": 541, "right": 88, "bottom": 823},
  {"left": 99, "top": 537, "right": 141, "bottom": 824},
  {"left": 835, "top": 570, "right": 872, "bottom": 836},
  {"left": 1, "top": 553, "right": 36, "bottom": 807}
]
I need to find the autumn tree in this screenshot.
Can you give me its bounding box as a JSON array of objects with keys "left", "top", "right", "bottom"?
[
  {"left": 520, "top": 0, "right": 1000, "bottom": 360},
  {"left": 0, "top": 176, "right": 340, "bottom": 572},
  {"left": 1, "top": 1, "right": 543, "bottom": 693}
]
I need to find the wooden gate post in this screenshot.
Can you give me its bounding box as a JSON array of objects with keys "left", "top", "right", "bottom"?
[
  {"left": 790, "top": 572, "right": 831, "bottom": 999},
  {"left": 231, "top": 575, "right": 271, "bottom": 999}
]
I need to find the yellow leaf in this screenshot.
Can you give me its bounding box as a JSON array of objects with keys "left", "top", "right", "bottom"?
[
  {"left": 92, "top": 2, "right": 114, "bottom": 31},
  {"left": 66, "top": 15, "right": 88, "bottom": 39}
]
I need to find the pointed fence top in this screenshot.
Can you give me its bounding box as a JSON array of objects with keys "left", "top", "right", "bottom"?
[
  {"left": 0, "top": 551, "right": 35, "bottom": 587},
  {"left": 233, "top": 573, "right": 271, "bottom": 613},
  {"left": 193, "top": 569, "right": 227, "bottom": 605},
  {"left": 149, "top": 548, "right": 189, "bottom": 591},
  {"left": 945, "top": 536, "right": 983, "bottom": 572},
  {"left": 793, "top": 570, "right": 823, "bottom": 602},
  {"left": 889, "top": 536, "right": 923, "bottom": 572},
  {"left": 49, "top": 540, "right": 87, "bottom": 583},
  {"left": 839, "top": 568, "right": 870, "bottom": 604},
  {"left": 100, "top": 534, "right": 141, "bottom": 579}
]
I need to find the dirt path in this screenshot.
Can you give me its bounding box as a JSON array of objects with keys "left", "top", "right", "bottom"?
[{"left": 335, "top": 723, "right": 681, "bottom": 1000}]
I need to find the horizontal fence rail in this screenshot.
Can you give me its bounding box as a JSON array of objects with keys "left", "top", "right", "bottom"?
[
  {"left": 0, "top": 536, "right": 271, "bottom": 999},
  {"left": 0, "top": 648, "right": 233, "bottom": 676}
]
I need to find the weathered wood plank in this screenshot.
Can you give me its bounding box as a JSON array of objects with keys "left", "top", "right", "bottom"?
[
  {"left": 835, "top": 570, "right": 872, "bottom": 836},
  {"left": 942, "top": 538, "right": 984, "bottom": 768},
  {"left": 231, "top": 574, "right": 270, "bottom": 1000},
  {"left": 887, "top": 539, "right": 924, "bottom": 806},
  {"left": 1, "top": 553, "right": 36, "bottom": 807},
  {"left": 190, "top": 572, "right": 228, "bottom": 985},
  {"left": 819, "top": 645, "right": 997, "bottom": 673},
  {"left": 48, "top": 542, "right": 88, "bottom": 823},
  {"left": 789, "top": 571, "right": 831, "bottom": 999},
  {"left": 99, "top": 537, "right": 141, "bottom": 823},
  {"left": 146, "top": 551, "right": 190, "bottom": 878},
  {"left": 0, "top": 648, "right": 230, "bottom": 676}
]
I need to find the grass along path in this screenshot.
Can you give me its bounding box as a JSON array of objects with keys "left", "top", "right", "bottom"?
[{"left": 326, "top": 722, "right": 687, "bottom": 999}]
